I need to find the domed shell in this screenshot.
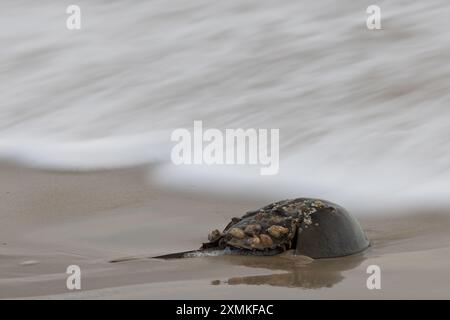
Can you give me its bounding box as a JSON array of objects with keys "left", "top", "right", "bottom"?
[
  {"left": 203, "top": 198, "right": 370, "bottom": 258},
  {"left": 294, "top": 200, "right": 370, "bottom": 258}
]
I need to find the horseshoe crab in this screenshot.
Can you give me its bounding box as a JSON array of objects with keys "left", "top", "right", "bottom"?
[{"left": 154, "top": 198, "right": 370, "bottom": 260}]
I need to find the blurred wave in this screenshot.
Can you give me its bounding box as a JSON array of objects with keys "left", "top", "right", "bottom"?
[{"left": 1, "top": 1, "right": 450, "bottom": 211}]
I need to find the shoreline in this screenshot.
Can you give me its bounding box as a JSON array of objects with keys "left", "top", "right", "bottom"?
[{"left": 1, "top": 164, "right": 450, "bottom": 299}]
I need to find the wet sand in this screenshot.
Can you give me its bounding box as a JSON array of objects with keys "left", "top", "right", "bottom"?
[{"left": 1, "top": 164, "right": 450, "bottom": 299}]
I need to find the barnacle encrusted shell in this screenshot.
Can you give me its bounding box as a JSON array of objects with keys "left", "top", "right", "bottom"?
[
  {"left": 205, "top": 198, "right": 334, "bottom": 252},
  {"left": 202, "top": 198, "right": 370, "bottom": 258},
  {"left": 208, "top": 229, "right": 222, "bottom": 242},
  {"left": 267, "top": 225, "right": 289, "bottom": 238},
  {"left": 244, "top": 224, "right": 262, "bottom": 236},
  {"left": 228, "top": 227, "right": 245, "bottom": 239}
]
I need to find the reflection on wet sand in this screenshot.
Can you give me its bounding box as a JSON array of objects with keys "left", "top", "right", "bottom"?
[{"left": 211, "top": 251, "right": 367, "bottom": 289}]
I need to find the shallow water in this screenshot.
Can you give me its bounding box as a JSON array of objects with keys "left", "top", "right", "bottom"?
[{"left": 1, "top": 165, "right": 450, "bottom": 298}]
